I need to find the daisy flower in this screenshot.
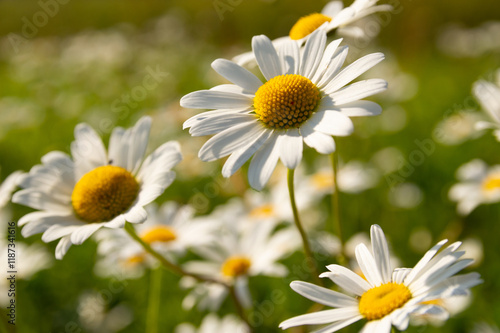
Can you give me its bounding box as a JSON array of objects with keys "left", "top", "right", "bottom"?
[
  {"left": 175, "top": 314, "right": 248, "bottom": 333},
  {"left": 473, "top": 69, "right": 500, "bottom": 141},
  {"left": 234, "top": 0, "right": 393, "bottom": 67},
  {"left": 279, "top": 224, "right": 482, "bottom": 332},
  {"left": 449, "top": 159, "right": 500, "bottom": 215},
  {"left": 181, "top": 30, "right": 386, "bottom": 190},
  {"left": 12, "top": 116, "right": 182, "bottom": 259}
]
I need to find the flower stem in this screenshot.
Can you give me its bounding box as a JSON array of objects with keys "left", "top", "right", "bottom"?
[
  {"left": 124, "top": 222, "right": 222, "bottom": 285},
  {"left": 287, "top": 168, "right": 322, "bottom": 285},
  {"left": 145, "top": 267, "right": 162, "bottom": 333},
  {"left": 330, "top": 152, "right": 346, "bottom": 266},
  {"left": 229, "top": 284, "right": 254, "bottom": 333}
]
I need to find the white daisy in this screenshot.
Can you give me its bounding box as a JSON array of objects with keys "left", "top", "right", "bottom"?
[
  {"left": 234, "top": 0, "right": 393, "bottom": 67},
  {"left": 182, "top": 30, "right": 386, "bottom": 190},
  {"left": 473, "top": 69, "right": 500, "bottom": 140},
  {"left": 94, "top": 202, "right": 217, "bottom": 279},
  {"left": 175, "top": 313, "right": 248, "bottom": 333},
  {"left": 449, "top": 159, "right": 500, "bottom": 215},
  {"left": 279, "top": 224, "right": 482, "bottom": 333},
  {"left": 182, "top": 214, "right": 300, "bottom": 310},
  {"left": 12, "top": 116, "right": 183, "bottom": 259},
  {"left": 0, "top": 170, "right": 24, "bottom": 210}
]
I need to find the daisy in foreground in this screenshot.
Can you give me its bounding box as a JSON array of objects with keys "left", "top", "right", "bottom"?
[
  {"left": 279, "top": 224, "right": 482, "bottom": 333},
  {"left": 13, "top": 116, "right": 182, "bottom": 259},
  {"left": 181, "top": 30, "right": 386, "bottom": 190}
]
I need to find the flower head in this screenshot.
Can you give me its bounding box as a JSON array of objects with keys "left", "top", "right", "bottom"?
[
  {"left": 279, "top": 224, "right": 482, "bottom": 332},
  {"left": 473, "top": 69, "right": 500, "bottom": 141},
  {"left": 13, "top": 116, "right": 182, "bottom": 259},
  {"left": 182, "top": 30, "right": 386, "bottom": 190}
]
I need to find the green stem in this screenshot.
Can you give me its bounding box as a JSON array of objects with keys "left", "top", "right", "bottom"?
[
  {"left": 228, "top": 284, "right": 255, "bottom": 333},
  {"left": 287, "top": 168, "right": 322, "bottom": 285},
  {"left": 146, "top": 267, "right": 162, "bottom": 333},
  {"left": 330, "top": 152, "right": 347, "bottom": 266},
  {"left": 124, "top": 222, "right": 223, "bottom": 285}
]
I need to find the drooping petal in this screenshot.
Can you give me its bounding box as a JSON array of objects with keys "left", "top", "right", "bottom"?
[
  {"left": 248, "top": 134, "right": 280, "bottom": 190},
  {"left": 277, "top": 129, "right": 303, "bottom": 169}
]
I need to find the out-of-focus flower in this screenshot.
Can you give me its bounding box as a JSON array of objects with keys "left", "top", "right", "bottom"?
[
  {"left": 433, "top": 110, "right": 485, "bottom": 145},
  {"left": 473, "top": 69, "right": 500, "bottom": 141},
  {"left": 175, "top": 314, "right": 248, "bottom": 333},
  {"left": 449, "top": 159, "right": 500, "bottom": 215},
  {"left": 13, "top": 116, "right": 182, "bottom": 259},
  {"left": 94, "top": 202, "right": 217, "bottom": 279},
  {"left": 280, "top": 224, "right": 482, "bottom": 332},
  {"left": 437, "top": 22, "right": 500, "bottom": 58},
  {"left": 182, "top": 30, "right": 386, "bottom": 190},
  {"left": 388, "top": 182, "right": 423, "bottom": 209},
  {"left": 472, "top": 322, "right": 500, "bottom": 333}
]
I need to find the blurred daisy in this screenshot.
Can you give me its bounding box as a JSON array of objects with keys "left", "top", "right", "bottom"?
[
  {"left": 183, "top": 218, "right": 300, "bottom": 310},
  {"left": 280, "top": 224, "right": 482, "bottom": 332},
  {"left": 449, "top": 159, "right": 500, "bottom": 215},
  {"left": 94, "top": 202, "right": 217, "bottom": 279},
  {"left": 13, "top": 116, "right": 182, "bottom": 259},
  {"left": 472, "top": 322, "right": 500, "bottom": 333},
  {"left": 0, "top": 170, "right": 23, "bottom": 209},
  {"left": 234, "top": 0, "right": 392, "bottom": 66},
  {"left": 175, "top": 314, "right": 248, "bottom": 333},
  {"left": 182, "top": 30, "right": 386, "bottom": 190},
  {"left": 473, "top": 69, "right": 500, "bottom": 141},
  {"left": 433, "top": 110, "right": 485, "bottom": 146}
]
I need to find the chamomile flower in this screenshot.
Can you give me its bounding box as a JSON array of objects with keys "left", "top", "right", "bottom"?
[
  {"left": 12, "top": 116, "right": 182, "bottom": 259},
  {"left": 449, "top": 159, "right": 500, "bottom": 215},
  {"left": 233, "top": 0, "right": 393, "bottom": 67},
  {"left": 473, "top": 69, "right": 500, "bottom": 141},
  {"left": 279, "top": 224, "right": 482, "bottom": 333},
  {"left": 182, "top": 30, "right": 386, "bottom": 190}
]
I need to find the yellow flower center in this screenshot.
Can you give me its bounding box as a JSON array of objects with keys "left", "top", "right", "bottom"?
[
  {"left": 311, "top": 171, "right": 334, "bottom": 190},
  {"left": 71, "top": 165, "right": 139, "bottom": 223},
  {"left": 289, "top": 13, "right": 332, "bottom": 40},
  {"left": 254, "top": 74, "right": 320, "bottom": 129},
  {"left": 221, "top": 256, "right": 252, "bottom": 277},
  {"left": 123, "top": 254, "right": 146, "bottom": 267},
  {"left": 140, "top": 226, "right": 177, "bottom": 244},
  {"left": 482, "top": 173, "right": 500, "bottom": 192},
  {"left": 358, "top": 282, "right": 412, "bottom": 321},
  {"left": 249, "top": 204, "right": 275, "bottom": 218}
]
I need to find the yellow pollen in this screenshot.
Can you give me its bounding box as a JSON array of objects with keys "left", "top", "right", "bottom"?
[
  {"left": 358, "top": 283, "right": 412, "bottom": 321},
  {"left": 311, "top": 171, "right": 334, "bottom": 190},
  {"left": 123, "top": 254, "right": 146, "bottom": 267},
  {"left": 71, "top": 165, "right": 139, "bottom": 223},
  {"left": 140, "top": 226, "right": 177, "bottom": 244},
  {"left": 254, "top": 74, "right": 320, "bottom": 129},
  {"left": 221, "top": 256, "right": 252, "bottom": 277},
  {"left": 289, "top": 13, "right": 332, "bottom": 40},
  {"left": 482, "top": 173, "right": 500, "bottom": 192},
  {"left": 249, "top": 204, "right": 275, "bottom": 218}
]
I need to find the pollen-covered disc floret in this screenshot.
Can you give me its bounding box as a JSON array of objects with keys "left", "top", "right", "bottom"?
[
  {"left": 141, "top": 225, "right": 177, "bottom": 244},
  {"left": 359, "top": 282, "right": 412, "bottom": 321},
  {"left": 254, "top": 74, "right": 320, "bottom": 129},
  {"left": 289, "top": 13, "right": 332, "bottom": 40},
  {"left": 221, "top": 256, "right": 252, "bottom": 277},
  {"left": 72, "top": 165, "right": 139, "bottom": 223}
]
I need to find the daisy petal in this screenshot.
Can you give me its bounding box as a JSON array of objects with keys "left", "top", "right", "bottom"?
[
  {"left": 55, "top": 236, "right": 72, "bottom": 260},
  {"left": 302, "top": 128, "right": 336, "bottom": 154},
  {"left": 320, "top": 265, "right": 371, "bottom": 296},
  {"left": 211, "top": 58, "right": 262, "bottom": 93},
  {"left": 337, "top": 100, "right": 382, "bottom": 117},
  {"left": 300, "top": 30, "right": 327, "bottom": 79},
  {"left": 404, "top": 239, "right": 448, "bottom": 285},
  {"left": 252, "top": 35, "right": 282, "bottom": 80},
  {"left": 180, "top": 90, "right": 253, "bottom": 109},
  {"left": 278, "top": 40, "right": 300, "bottom": 75},
  {"left": 317, "top": 46, "right": 349, "bottom": 88},
  {"left": 277, "top": 129, "right": 303, "bottom": 169},
  {"left": 71, "top": 123, "right": 107, "bottom": 178},
  {"left": 312, "top": 315, "right": 363, "bottom": 333},
  {"left": 248, "top": 134, "right": 280, "bottom": 191},
  {"left": 279, "top": 307, "right": 360, "bottom": 329},
  {"left": 189, "top": 113, "right": 256, "bottom": 137},
  {"left": 70, "top": 223, "right": 103, "bottom": 245},
  {"left": 355, "top": 243, "right": 383, "bottom": 286},
  {"left": 307, "top": 110, "right": 354, "bottom": 136},
  {"left": 312, "top": 38, "right": 343, "bottom": 83},
  {"left": 327, "top": 79, "right": 388, "bottom": 106},
  {"left": 371, "top": 224, "right": 392, "bottom": 283},
  {"left": 290, "top": 281, "right": 358, "bottom": 308}
]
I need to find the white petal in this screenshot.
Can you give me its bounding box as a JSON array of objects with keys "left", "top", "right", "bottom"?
[
  {"left": 279, "top": 307, "right": 360, "bottom": 329},
  {"left": 248, "top": 134, "right": 280, "bottom": 190},
  {"left": 222, "top": 129, "right": 272, "bottom": 177},
  {"left": 371, "top": 224, "right": 391, "bottom": 283},
  {"left": 42, "top": 223, "right": 82, "bottom": 243},
  {"left": 302, "top": 127, "right": 336, "bottom": 154},
  {"left": 71, "top": 123, "right": 107, "bottom": 178},
  {"left": 252, "top": 35, "right": 282, "bottom": 80},
  {"left": 13, "top": 189, "right": 70, "bottom": 212},
  {"left": 123, "top": 207, "right": 148, "bottom": 224},
  {"left": 355, "top": 243, "right": 383, "bottom": 286},
  {"left": 108, "top": 127, "right": 127, "bottom": 169},
  {"left": 290, "top": 281, "right": 358, "bottom": 308},
  {"left": 322, "top": 1, "right": 344, "bottom": 16},
  {"left": 327, "top": 79, "right": 387, "bottom": 105},
  {"left": 392, "top": 268, "right": 411, "bottom": 284},
  {"left": 323, "top": 52, "right": 385, "bottom": 94},
  {"left": 126, "top": 116, "right": 152, "bottom": 174},
  {"left": 21, "top": 213, "right": 78, "bottom": 237},
  {"left": 473, "top": 80, "right": 500, "bottom": 122},
  {"left": 277, "top": 129, "right": 303, "bottom": 169},
  {"left": 337, "top": 100, "right": 382, "bottom": 117},
  {"left": 189, "top": 114, "right": 256, "bottom": 137},
  {"left": 306, "top": 110, "right": 354, "bottom": 136},
  {"left": 317, "top": 46, "right": 349, "bottom": 88},
  {"left": 311, "top": 38, "right": 343, "bottom": 84},
  {"left": 55, "top": 236, "right": 72, "bottom": 260},
  {"left": 311, "top": 316, "right": 363, "bottom": 333},
  {"left": 183, "top": 108, "right": 251, "bottom": 129},
  {"left": 211, "top": 58, "right": 262, "bottom": 93},
  {"left": 70, "top": 223, "right": 103, "bottom": 245},
  {"left": 137, "top": 141, "right": 182, "bottom": 183},
  {"left": 320, "top": 265, "right": 371, "bottom": 296},
  {"left": 300, "top": 30, "right": 327, "bottom": 79},
  {"left": 180, "top": 90, "right": 252, "bottom": 109},
  {"left": 404, "top": 239, "right": 448, "bottom": 285},
  {"left": 278, "top": 39, "right": 300, "bottom": 75},
  {"left": 199, "top": 122, "right": 264, "bottom": 161}
]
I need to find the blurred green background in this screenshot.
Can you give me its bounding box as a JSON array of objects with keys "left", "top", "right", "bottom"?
[{"left": 1, "top": 0, "right": 500, "bottom": 332}]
